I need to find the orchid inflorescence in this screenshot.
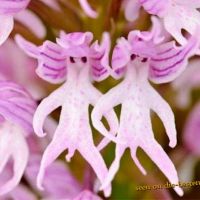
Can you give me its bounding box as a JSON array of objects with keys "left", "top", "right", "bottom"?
[{"left": 0, "top": 0, "right": 200, "bottom": 199}]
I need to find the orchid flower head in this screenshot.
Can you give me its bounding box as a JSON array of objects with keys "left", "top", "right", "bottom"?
[
  {"left": 16, "top": 31, "right": 111, "bottom": 83},
  {"left": 91, "top": 25, "right": 190, "bottom": 196},
  {"left": 112, "top": 20, "right": 200, "bottom": 83},
  {"left": 57, "top": 31, "right": 111, "bottom": 82},
  {"left": 0, "top": 81, "right": 36, "bottom": 196},
  {"left": 16, "top": 32, "right": 117, "bottom": 198}
]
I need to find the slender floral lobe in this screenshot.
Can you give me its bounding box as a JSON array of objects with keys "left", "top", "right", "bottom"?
[{"left": 78, "top": 0, "right": 98, "bottom": 18}]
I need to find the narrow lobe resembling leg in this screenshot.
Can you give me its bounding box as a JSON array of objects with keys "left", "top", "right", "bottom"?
[
  {"left": 130, "top": 146, "right": 147, "bottom": 175},
  {"left": 100, "top": 144, "right": 126, "bottom": 191},
  {"left": 141, "top": 139, "right": 184, "bottom": 196},
  {"left": 97, "top": 137, "right": 110, "bottom": 151},
  {"left": 65, "top": 148, "right": 76, "bottom": 162},
  {"left": 78, "top": 136, "right": 112, "bottom": 197},
  {"left": 37, "top": 123, "right": 69, "bottom": 190}
]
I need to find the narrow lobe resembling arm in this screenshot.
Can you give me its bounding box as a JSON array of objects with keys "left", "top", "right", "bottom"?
[
  {"left": 87, "top": 84, "right": 119, "bottom": 133},
  {"left": 147, "top": 85, "right": 177, "bottom": 148},
  {"left": 89, "top": 83, "right": 125, "bottom": 144},
  {"left": 97, "top": 109, "right": 119, "bottom": 151},
  {"left": 33, "top": 85, "right": 65, "bottom": 137}
]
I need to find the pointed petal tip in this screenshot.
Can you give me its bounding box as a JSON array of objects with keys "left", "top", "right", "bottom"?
[
  {"left": 169, "top": 140, "right": 177, "bottom": 148},
  {"left": 36, "top": 177, "right": 45, "bottom": 191},
  {"left": 174, "top": 186, "right": 184, "bottom": 196},
  {"left": 36, "top": 132, "right": 47, "bottom": 138}
]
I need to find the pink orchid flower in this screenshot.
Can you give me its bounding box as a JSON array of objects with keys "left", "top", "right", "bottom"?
[
  {"left": 0, "top": 81, "right": 36, "bottom": 195},
  {"left": 125, "top": 0, "right": 200, "bottom": 45},
  {"left": 91, "top": 20, "right": 200, "bottom": 196},
  {"left": 16, "top": 32, "right": 119, "bottom": 197}
]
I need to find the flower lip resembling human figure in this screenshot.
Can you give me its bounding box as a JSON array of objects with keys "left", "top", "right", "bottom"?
[
  {"left": 0, "top": 81, "right": 36, "bottom": 196},
  {"left": 91, "top": 19, "right": 200, "bottom": 196},
  {"left": 125, "top": 0, "right": 200, "bottom": 45},
  {"left": 16, "top": 31, "right": 119, "bottom": 197}
]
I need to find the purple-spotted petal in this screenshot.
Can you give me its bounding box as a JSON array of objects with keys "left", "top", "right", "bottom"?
[
  {"left": 90, "top": 32, "right": 111, "bottom": 81},
  {"left": 149, "top": 32, "right": 200, "bottom": 83},
  {"left": 0, "top": 0, "right": 30, "bottom": 15},
  {"left": 0, "top": 81, "right": 36, "bottom": 134},
  {"left": 16, "top": 35, "right": 67, "bottom": 84}
]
